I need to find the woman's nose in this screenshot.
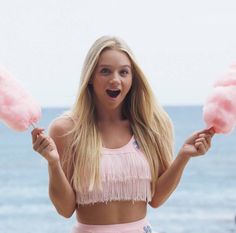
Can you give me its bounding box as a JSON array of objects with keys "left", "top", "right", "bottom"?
[{"left": 109, "top": 72, "right": 120, "bottom": 84}]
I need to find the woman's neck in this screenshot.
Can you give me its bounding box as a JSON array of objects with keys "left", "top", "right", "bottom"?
[{"left": 95, "top": 106, "right": 125, "bottom": 123}]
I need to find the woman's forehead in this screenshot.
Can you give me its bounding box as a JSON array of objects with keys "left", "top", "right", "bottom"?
[{"left": 97, "top": 49, "right": 131, "bottom": 67}]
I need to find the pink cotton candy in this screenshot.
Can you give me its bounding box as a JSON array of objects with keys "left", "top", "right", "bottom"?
[
  {"left": 0, "top": 66, "right": 41, "bottom": 131},
  {"left": 203, "top": 64, "right": 236, "bottom": 134}
]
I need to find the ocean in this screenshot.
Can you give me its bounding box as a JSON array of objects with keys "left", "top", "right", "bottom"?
[{"left": 0, "top": 106, "right": 235, "bottom": 233}]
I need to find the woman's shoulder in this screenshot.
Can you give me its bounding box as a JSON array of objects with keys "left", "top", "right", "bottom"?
[
  {"left": 48, "top": 112, "right": 75, "bottom": 145},
  {"left": 49, "top": 117, "right": 74, "bottom": 133},
  {"left": 47, "top": 113, "right": 75, "bottom": 160}
]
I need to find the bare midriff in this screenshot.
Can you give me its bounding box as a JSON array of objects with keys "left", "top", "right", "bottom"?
[{"left": 76, "top": 200, "right": 147, "bottom": 225}]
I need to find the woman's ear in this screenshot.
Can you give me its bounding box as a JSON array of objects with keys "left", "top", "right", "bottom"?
[
  {"left": 88, "top": 74, "right": 95, "bottom": 85},
  {"left": 88, "top": 78, "right": 93, "bottom": 88},
  {"left": 88, "top": 78, "right": 93, "bottom": 85}
]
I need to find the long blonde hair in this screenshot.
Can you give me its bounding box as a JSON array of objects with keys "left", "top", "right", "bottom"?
[{"left": 59, "top": 36, "right": 175, "bottom": 196}]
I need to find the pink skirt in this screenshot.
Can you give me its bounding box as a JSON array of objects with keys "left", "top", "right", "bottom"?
[{"left": 71, "top": 216, "right": 156, "bottom": 233}]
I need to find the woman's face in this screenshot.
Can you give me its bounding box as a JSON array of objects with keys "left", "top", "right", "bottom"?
[{"left": 91, "top": 49, "right": 133, "bottom": 110}]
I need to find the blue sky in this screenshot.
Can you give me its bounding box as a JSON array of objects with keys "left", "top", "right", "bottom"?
[{"left": 1, "top": 0, "right": 236, "bottom": 107}]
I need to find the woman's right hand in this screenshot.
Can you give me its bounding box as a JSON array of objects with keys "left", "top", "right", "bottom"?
[{"left": 31, "top": 128, "right": 60, "bottom": 165}]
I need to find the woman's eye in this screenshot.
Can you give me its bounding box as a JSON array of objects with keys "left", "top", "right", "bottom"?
[
  {"left": 100, "top": 68, "right": 110, "bottom": 75},
  {"left": 120, "top": 70, "right": 129, "bottom": 76}
]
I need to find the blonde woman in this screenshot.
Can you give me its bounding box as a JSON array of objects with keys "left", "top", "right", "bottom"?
[{"left": 31, "top": 36, "right": 215, "bottom": 233}]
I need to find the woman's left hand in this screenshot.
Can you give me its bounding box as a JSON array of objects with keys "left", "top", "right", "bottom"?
[{"left": 179, "top": 127, "right": 215, "bottom": 158}]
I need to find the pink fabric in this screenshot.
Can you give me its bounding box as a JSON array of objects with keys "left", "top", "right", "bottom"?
[
  {"left": 0, "top": 66, "right": 41, "bottom": 131},
  {"left": 72, "top": 216, "right": 157, "bottom": 233},
  {"left": 76, "top": 136, "right": 152, "bottom": 206},
  {"left": 203, "top": 63, "right": 236, "bottom": 134}
]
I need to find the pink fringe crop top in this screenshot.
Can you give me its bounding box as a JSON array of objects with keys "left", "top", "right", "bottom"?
[{"left": 76, "top": 135, "right": 152, "bottom": 205}]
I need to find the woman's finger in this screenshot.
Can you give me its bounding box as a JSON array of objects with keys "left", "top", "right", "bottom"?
[
  {"left": 196, "top": 134, "right": 209, "bottom": 149},
  {"left": 37, "top": 137, "right": 51, "bottom": 152},
  {"left": 33, "top": 134, "right": 47, "bottom": 151},
  {"left": 201, "top": 133, "right": 213, "bottom": 147},
  {"left": 197, "top": 127, "right": 215, "bottom": 137},
  {"left": 31, "top": 128, "right": 45, "bottom": 143},
  {"left": 195, "top": 141, "right": 207, "bottom": 154},
  {"left": 204, "top": 134, "right": 212, "bottom": 147},
  {"left": 38, "top": 141, "right": 51, "bottom": 154}
]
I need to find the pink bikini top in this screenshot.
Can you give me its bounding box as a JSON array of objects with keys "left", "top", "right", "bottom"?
[{"left": 76, "top": 135, "right": 152, "bottom": 206}]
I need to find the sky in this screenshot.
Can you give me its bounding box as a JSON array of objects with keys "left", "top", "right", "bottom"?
[{"left": 0, "top": 0, "right": 236, "bottom": 107}]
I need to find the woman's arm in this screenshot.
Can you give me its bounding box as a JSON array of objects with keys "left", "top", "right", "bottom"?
[
  {"left": 149, "top": 127, "right": 215, "bottom": 208},
  {"left": 32, "top": 119, "right": 76, "bottom": 218},
  {"left": 47, "top": 159, "right": 76, "bottom": 218},
  {"left": 149, "top": 151, "right": 190, "bottom": 208}
]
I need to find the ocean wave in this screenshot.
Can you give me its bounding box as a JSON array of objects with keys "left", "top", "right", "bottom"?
[{"left": 0, "top": 203, "right": 53, "bottom": 215}]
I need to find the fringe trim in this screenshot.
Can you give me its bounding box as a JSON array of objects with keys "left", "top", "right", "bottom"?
[
  {"left": 77, "top": 179, "right": 152, "bottom": 205},
  {"left": 76, "top": 151, "right": 152, "bottom": 205},
  {"left": 100, "top": 151, "right": 152, "bottom": 181}
]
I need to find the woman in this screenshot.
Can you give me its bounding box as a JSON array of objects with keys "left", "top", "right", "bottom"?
[{"left": 31, "top": 36, "right": 215, "bottom": 233}]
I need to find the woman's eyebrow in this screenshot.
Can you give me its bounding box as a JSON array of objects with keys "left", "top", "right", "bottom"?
[
  {"left": 98, "top": 64, "right": 112, "bottom": 68},
  {"left": 98, "top": 64, "right": 131, "bottom": 69}
]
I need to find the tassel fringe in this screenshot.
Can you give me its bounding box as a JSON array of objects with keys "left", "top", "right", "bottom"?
[{"left": 76, "top": 151, "right": 152, "bottom": 205}]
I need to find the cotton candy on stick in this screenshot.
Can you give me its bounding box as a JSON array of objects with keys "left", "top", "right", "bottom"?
[
  {"left": 0, "top": 66, "right": 41, "bottom": 131},
  {"left": 203, "top": 64, "right": 236, "bottom": 134}
]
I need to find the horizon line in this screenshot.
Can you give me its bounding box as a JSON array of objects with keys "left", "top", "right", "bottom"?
[{"left": 41, "top": 104, "right": 204, "bottom": 109}]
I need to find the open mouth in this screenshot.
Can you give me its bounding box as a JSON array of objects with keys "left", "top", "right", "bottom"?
[{"left": 106, "top": 89, "right": 121, "bottom": 98}]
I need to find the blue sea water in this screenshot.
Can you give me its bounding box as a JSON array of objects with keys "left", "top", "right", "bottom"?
[{"left": 0, "top": 106, "right": 236, "bottom": 233}]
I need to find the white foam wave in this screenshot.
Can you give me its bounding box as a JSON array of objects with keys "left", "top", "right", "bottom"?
[{"left": 0, "top": 203, "right": 54, "bottom": 215}]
